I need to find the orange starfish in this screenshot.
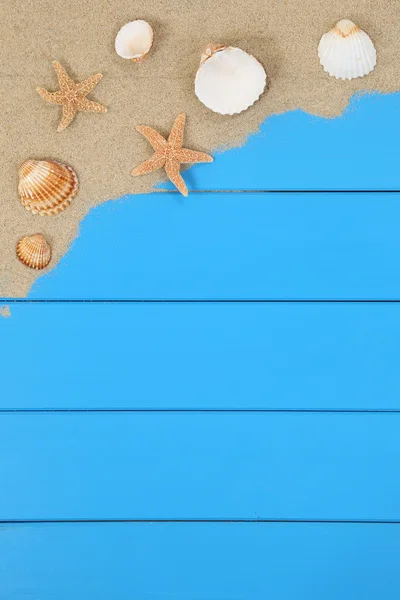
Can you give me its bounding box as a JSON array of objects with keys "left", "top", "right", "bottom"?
[
  {"left": 37, "top": 61, "right": 107, "bottom": 132},
  {"left": 131, "top": 113, "right": 213, "bottom": 196}
]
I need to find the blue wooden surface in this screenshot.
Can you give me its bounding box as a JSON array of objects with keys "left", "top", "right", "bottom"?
[
  {"left": 28, "top": 192, "right": 400, "bottom": 300},
  {"left": 1, "top": 92, "right": 400, "bottom": 599},
  {"left": 1, "top": 412, "right": 400, "bottom": 520},
  {"left": 1, "top": 302, "right": 399, "bottom": 409},
  {"left": 159, "top": 93, "right": 400, "bottom": 191},
  {"left": 1, "top": 523, "right": 400, "bottom": 600}
]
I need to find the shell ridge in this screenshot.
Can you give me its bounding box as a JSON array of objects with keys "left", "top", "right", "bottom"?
[
  {"left": 318, "top": 20, "right": 376, "bottom": 80},
  {"left": 16, "top": 234, "right": 52, "bottom": 270},
  {"left": 18, "top": 159, "right": 79, "bottom": 216}
]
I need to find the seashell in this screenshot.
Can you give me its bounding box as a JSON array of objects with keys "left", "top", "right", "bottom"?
[
  {"left": 318, "top": 19, "right": 376, "bottom": 80},
  {"left": 18, "top": 159, "right": 79, "bottom": 216},
  {"left": 16, "top": 234, "right": 51, "bottom": 270},
  {"left": 195, "top": 44, "right": 267, "bottom": 115},
  {"left": 115, "top": 20, "right": 154, "bottom": 62}
]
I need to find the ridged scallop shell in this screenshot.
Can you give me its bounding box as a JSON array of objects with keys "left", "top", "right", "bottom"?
[
  {"left": 195, "top": 45, "right": 267, "bottom": 115},
  {"left": 115, "top": 20, "right": 154, "bottom": 62},
  {"left": 318, "top": 19, "right": 376, "bottom": 80},
  {"left": 16, "top": 234, "right": 52, "bottom": 270},
  {"left": 18, "top": 159, "right": 79, "bottom": 216}
]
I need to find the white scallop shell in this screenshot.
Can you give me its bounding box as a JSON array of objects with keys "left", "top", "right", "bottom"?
[
  {"left": 195, "top": 45, "right": 267, "bottom": 115},
  {"left": 318, "top": 19, "right": 376, "bottom": 80},
  {"left": 115, "top": 20, "right": 154, "bottom": 62}
]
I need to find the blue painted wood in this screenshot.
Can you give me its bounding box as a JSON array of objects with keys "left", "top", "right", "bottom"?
[
  {"left": 26, "top": 192, "right": 400, "bottom": 300},
  {"left": 1, "top": 94, "right": 399, "bottom": 599},
  {"left": 160, "top": 93, "right": 400, "bottom": 191},
  {"left": 1, "top": 412, "right": 399, "bottom": 520},
  {"left": 1, "top": 523, "right": 400, "bottom": 600},
  {"left": 1, "top": 303, "right": 399, "bottom": 409}
]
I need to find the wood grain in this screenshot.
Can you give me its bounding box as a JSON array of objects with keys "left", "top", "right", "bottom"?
[
  {"left": 1, "top": 412, "right": 399, "bottom": 520},
  {"left": 1, "top": 302, "right": 399, "bottom": 409},
  {"left": 20, "top": 191, "right": 400, "bottom": 301},
  {"left": 2, "top": 522, "right": 400, "bottom": 599}
]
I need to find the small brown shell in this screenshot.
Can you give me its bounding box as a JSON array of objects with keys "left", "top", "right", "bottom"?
[
  {"left": 16, "top": 234, "right": 52, "bottom": 270},
  {"left": 18, "top": 159, "right": 79, "bottom": 216},
  {"left": 200, "top": 44, "right": 227, "bottom": 65}
]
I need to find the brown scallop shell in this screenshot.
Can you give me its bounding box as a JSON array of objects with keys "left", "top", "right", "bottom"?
[
  {"left": 16, "top": 234, "right": 52, "bottom": 270},
  {"left": 18, "top": 159, "right": 79, "bottom": 216}
]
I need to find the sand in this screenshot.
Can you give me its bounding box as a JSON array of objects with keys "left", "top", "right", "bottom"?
[
  {"left": 0, "top": 306, "right": 11, "bottom": 318},
  {"left": 1, "top": 0, "right": 400, "bottom": 298}
]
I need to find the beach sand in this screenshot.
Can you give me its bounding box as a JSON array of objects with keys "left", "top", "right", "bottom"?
[
  {"left": 1, "top": 0, "right": 400, "bottom": 297},
  {"left": 0, "top": 306, "right": 11, "bottom": 318}
]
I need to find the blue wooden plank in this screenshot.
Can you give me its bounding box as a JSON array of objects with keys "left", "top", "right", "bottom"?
[
  {"left": 161, "top": 93, "right": 400, "bottom": 191},
  {"left": 1, "top": 303, "right": 399, "bottom": 409},
  {"left": 1, "top": 523, "right": 399, "bottom": 600},
  {"left": 26, "top": 192, "right": 400, "bottom": 300},
  {"left": 1, "top": 412, "right": 400, "bottom": 520}
]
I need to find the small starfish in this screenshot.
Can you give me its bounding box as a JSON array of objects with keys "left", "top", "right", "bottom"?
[
  {"left": 131, "top": 113, "right": 213, "bottom": 196},
  {"left": 36, "top": 61, "right": 107, "bottom": 132}
]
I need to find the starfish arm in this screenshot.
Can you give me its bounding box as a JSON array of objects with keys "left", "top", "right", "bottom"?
[
  {"left": 52, "top": 61, "right": 74, "bottom": 90},
  {"left": 76, "top": 73, "right": 104, "bottom": 95},
  {"left": 136, "top": 125, "right": 167, "bottom": 152},
  {"left": 165, "top": 158, "right": 188, "bottom": 197},
  {"left": 75, "top": 97, "right": 108, "bottom": 113},
  {"left": 57, "top": 103, "right": 77, "bottom": 132},
  {"left": 167, "top": 113, "right": 186, "bottom": 149},
  {"left": 177, "top": 148, "right": 214, "bottom": 164},
  {"left": 36, "top": 88, "right": 65, "bottom": 105},
  {"left": 131, "top": 153, "right": 166, "bottom": 176}
]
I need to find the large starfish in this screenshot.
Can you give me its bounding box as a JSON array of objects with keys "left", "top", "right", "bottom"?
[
  {"left": 131, "top": 113, "right": 213, "bottom": 196},
  {"left": 36, "top": 61, "right": 107, "bottom": 132}
]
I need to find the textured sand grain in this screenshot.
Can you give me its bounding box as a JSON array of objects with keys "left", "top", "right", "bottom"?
[
  {"left": 0, "top": 306, "right": 11, "bottom": 318},
  {"left": 1, "top": 0, "right": 400, "bottom": 297}
]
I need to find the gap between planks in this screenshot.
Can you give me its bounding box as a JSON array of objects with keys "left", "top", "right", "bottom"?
[
  {"left": 154, "top": 189, "right": 400, "bottom": 193},
  {"left": 1, "top": 408, "right": 400, "bottom": 414},
  {"left": 2, "top": 299, "right": 400, "bottom": 303},
  {"left": 2, "top": 518, "right": 400, "bottom": 524}
]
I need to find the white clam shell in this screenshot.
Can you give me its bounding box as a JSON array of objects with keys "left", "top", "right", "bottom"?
[
  {"left": 318, "top": 19, "right": 376, "bottom": 80},
  {"left": 115, "top": 20, "right": 154, "bottom": 61},
  {"left": 195, "top": 45, "right": 267, "bottom": 115}
]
